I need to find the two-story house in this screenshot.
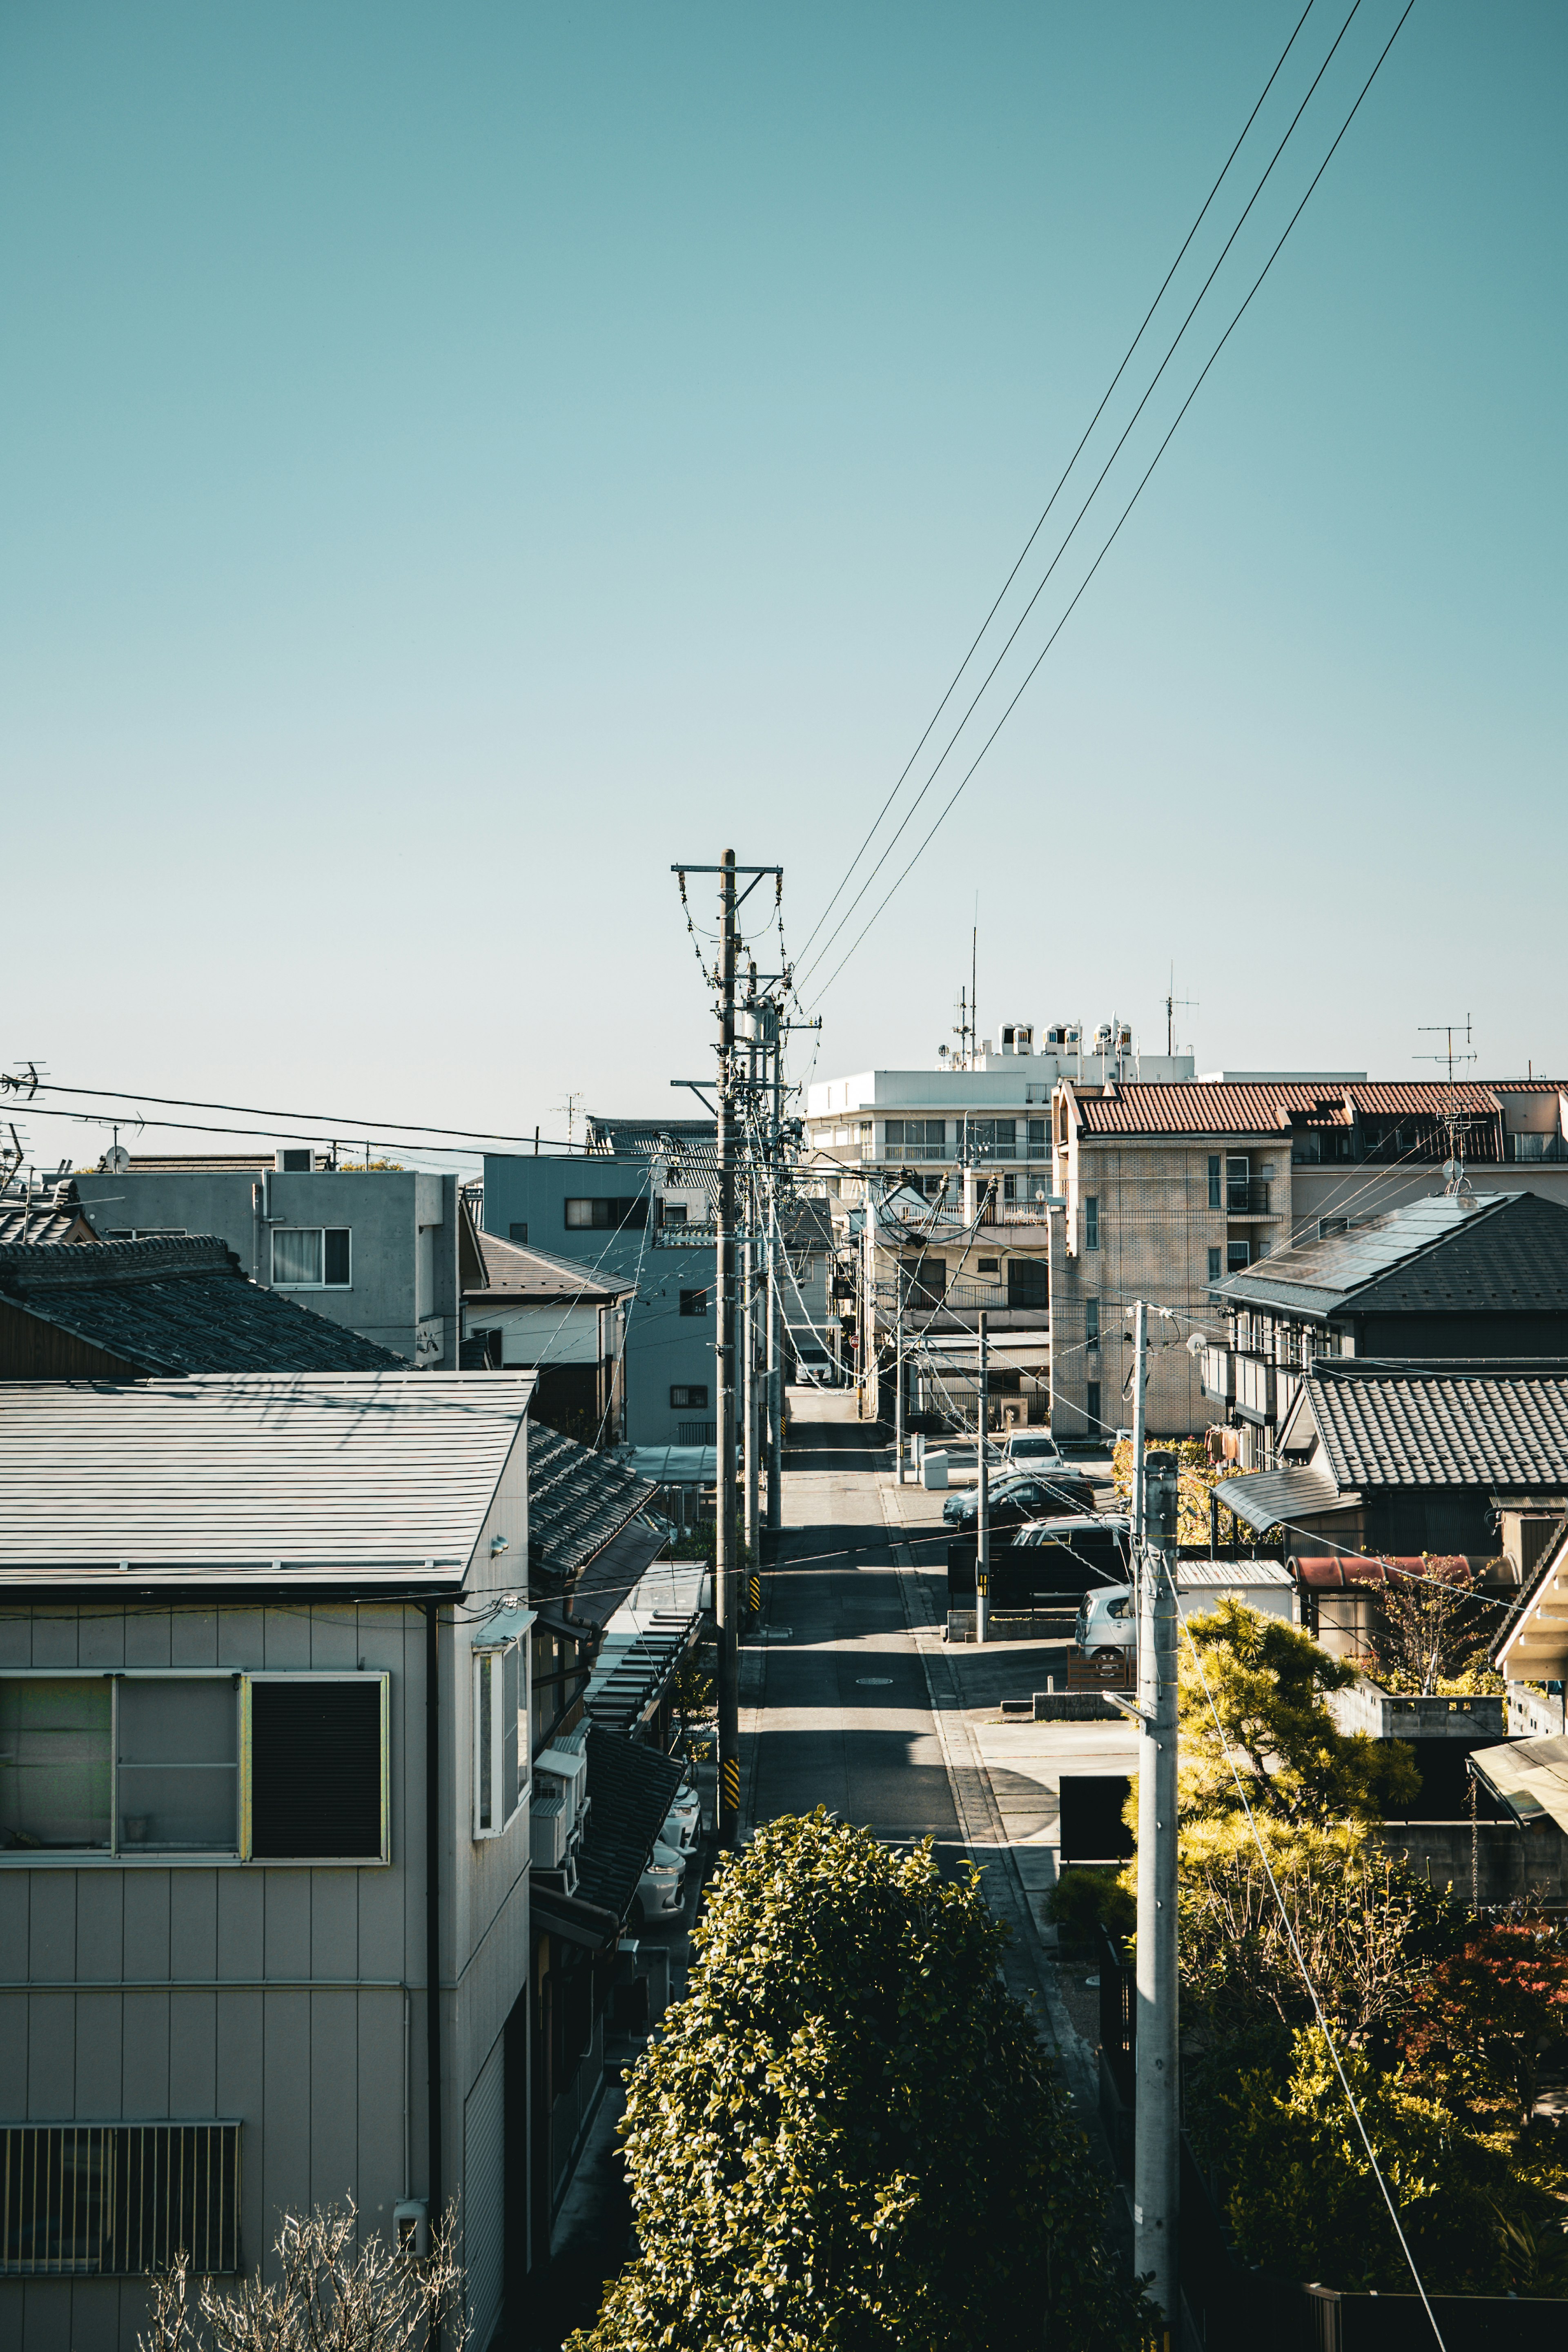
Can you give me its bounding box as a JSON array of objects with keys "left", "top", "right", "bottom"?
[
  {"left": 72, "top": 1156, "right": 460, "bottom": 1369},
  {"left": 0, "top": 1372, "right": 535, "bottom": 2352}
]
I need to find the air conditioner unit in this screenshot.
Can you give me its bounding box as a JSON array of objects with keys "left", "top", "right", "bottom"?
[
  {"left": 535, "top": 1742, "right": 589, "bottom": 1835},
  {"left": 530, "top": 1794, "right": 569, "bottom": 1870},
  {"left": 534, "top": 1853, "right": 578, "bottom": 1898},
  {"left": 274, "top": 1147, "right": 314, "bottom": 1173}
]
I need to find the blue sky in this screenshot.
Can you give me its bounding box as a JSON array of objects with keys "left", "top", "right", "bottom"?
[{"left": 2, "top": 2, "right": 1563, "bottom": 1166}]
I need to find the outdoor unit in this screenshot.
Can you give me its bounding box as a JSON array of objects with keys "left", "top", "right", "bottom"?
[
  {"left": 535, "top": 1742, "right": 589, "bottom": 1837},
  {"left": 530, "top": 1793, "right": 570, "bottom": 1870},
  {"left": 274, "top": 1147, "right": 314, "bottom": 1172}
]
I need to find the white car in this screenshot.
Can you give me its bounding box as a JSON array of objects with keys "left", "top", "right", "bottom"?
[
  {"left": 661, "top": 1784, "right": 702, "bottom": 1856},
  {"left": 1076, "top": 1584, "right": 1136, "bottom": 1663},
  {"left": 633, "top": 1838, "right": 688, "bottom": 1929},
  {"left": 1003, "top": 1432, "right": 1067, "bottom": 1470},
  {"left": 793, "top": 1343, "right": 840, "bottom": 1388}
]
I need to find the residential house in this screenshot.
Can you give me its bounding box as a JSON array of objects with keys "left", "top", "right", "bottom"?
[
  {"left": 0, "top": 1372, "right": 537, "bottom": 2352},
  {"left": 459, "top": 1215, "right": 633, "bottom": 1444},
  {"left": 1048, "top": 1078, "right": 1568, "bottom": 1439},
  {"left": 778, "top": 1196, "right": 834, "bottom": 1370},
  {"left": 73, "top": 1154, "right": 460, "bottom": 1368},
  {"left": 0, "top": 1236, "right": 410, "bottom": 1380},
  {"left": 0, "top": 1175, "right": 98, "bottom": 1247},
  {"left": 482, "top": 1146, "right": 717, "bottom": 1449},
  {"left": 1205, "top": 1192, "right": 1568, "bottom": 1468}
]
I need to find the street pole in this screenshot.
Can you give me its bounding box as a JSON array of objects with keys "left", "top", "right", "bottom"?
[
  {"left": 1134, "top": 1296, "right": 1180, "bottom": 2333},
  {"left": 894, "top": 1265, "right": 905, "bottom": 1483},
  {"left": 715, "top": 851, "right": 739, "bottom": 1846},
  {"left": 976, "top": 1310, "right": 990, "bottom": 1644},
  {"left": 766, "top": 1028, "right": 782, "bottom": 1535}
]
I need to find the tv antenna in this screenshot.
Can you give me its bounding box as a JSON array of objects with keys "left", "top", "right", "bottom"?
[
  {"left": 554, "top": 1093, "right": 585, "bottom": 1149},
  {"left": 1416, "top": 1015, "right": 1478, "bottom": 1197},
  {"left": 1164, "top": 966, "right": 1198, "bottom": 1059}
]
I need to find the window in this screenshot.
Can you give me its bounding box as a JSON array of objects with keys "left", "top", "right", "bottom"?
[
  {"left": 1026, "top": 1118, "right": 1047, "bottom": 1159},
  {"left": 858, "top": 1122, "right": 873, "bottom": 1146},
  {"left": 670, "top": 1384, "right": 709, "bottom": 1410},
  {"left": 1002, "top": 1174, "right": 1017, "bottom": 1201},
  {"left": 508, "top": 1222, "right": 528, "bottom": 1245},
  {"left": 0, "top": 1673, "right": 387, "bottom": 1862},
  {"left": 564, "top": 1197, "right": 647, "bottom": 1231},
  {"left": 1207, "top": 1155, "right": 1222, "bottom": 1210},
  {"left": 883, "top": 1120, "right": 946, "bottom": 1161},
  {"left": 662, "top": 1201, "right": 688, "bottom": 1226},
  {"left": 0, "top": 2122, "right": 241, "bottom": 2275},
  {"left": 1086, "top": 1381, "right": 1102, "bottom": 1432},
  {"left": 1007, "top": 1258, "right": 1049, "bottom": 1307},
  {"left": 271, "top": 1227, "right": 350, "bottom": 1288},
  {"left": 245, "top": 1676, "right": 388, "bottom": 1860},
  {"left": 1084, "top": 1196, "right": 1099, "bottom": 1250},
  {"left": 472, "top": 1635, "right": 527, "bottom": 1840},
  {"left": 1207, "top": 1247, "right": 1223, "bottom": 1282},
  {"left": 1227, "top": 1241, "right": 1251, "bottom": 1272},
  {"left": 679, "top": 1287, "right": 708, "bottom": 1316},
  {"left": 966, "top": 1119, "right": 1016, "bottom": 1160},
  {"left": 978, "top": 1257, "right": 1000, "bottom": 1274},
  {"left": 1318, "top": 1218, "right": 1349, "bottom": 1239},
  {"left": 1085, "top": 1300, "right": 1100, "bottom": 1344},
  {"left": 1225, "top": 1156, "right": 1250, "bottom": 1213}
]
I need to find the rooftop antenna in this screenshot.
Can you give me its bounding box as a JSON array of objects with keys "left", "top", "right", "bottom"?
[
  {"left": 1165, "top": 965, "right": 1198, "bottom": 1059},
  {"left": 952, "top": 986, "right": 974, "bottom": 1071},
  {"left": 1415, "top": 1014, "right": 1477, "bottom": 1197},
  {"left": 555, "top": 1092, "right": 585, "bottom": 1150}
]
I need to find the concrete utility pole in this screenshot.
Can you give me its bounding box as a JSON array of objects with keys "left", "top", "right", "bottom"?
[
  {"left": 893, "top": 1263, "right": 905, "bottom": 1482},
  {"left": 766, "top": 1021, "right": 783, "bottom": 1535},
  {"left": 975, "top": 1310, "right": 990, "bottom": 1644},
  {"left": 715, "top": 851, "right": 740, "bottom": 1846},
  {"left": 1131, "top": 1293, "right": 1181, "bottom": 2334}
]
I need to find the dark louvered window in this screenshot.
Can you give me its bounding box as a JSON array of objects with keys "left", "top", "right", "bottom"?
[
  {"left": 249, "top": 1679, "right": 385, "bottom": 1860},
  {"left": 0, "top": 2123, "right": 241, "bottom": 2274}
]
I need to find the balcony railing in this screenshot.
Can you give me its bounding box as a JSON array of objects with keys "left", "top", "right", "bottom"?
[
  {"left": 1512, "top": 1132, "right": 1568, "bottom": 1162},
  {"left": 1224, "top": 1180, "right": 1272, "bottom": 1216},
  {"left": 654, "top": 1222, "right": 718, "bottom": 1246},
  {"left": 847, "top": 1144, "right": 1055, "bottom": 1165}
]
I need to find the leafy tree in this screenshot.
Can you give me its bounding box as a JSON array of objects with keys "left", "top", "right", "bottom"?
[
  {"left": 1218, "top": 2029, "right": 1568, "bottom": 2296},
  {"left": 140, "top": 2202, "right": 466, "bottom": 2352},
  {"left": 1176, "top": 1598, "right": 1418, "bottom": 1830},
  {"left": 1110, "top": 1435, "right": 1224, "bottom": 1547},
  {"left": 1400, "top": 1917, "right": 1568, "bottom": 2128},
  {"left": 1368, "top": 1555, "right": 1506, "bottom": 1695},
  {"left": 568, "top": 1812, "right": 1143, "bottom": 2352}
]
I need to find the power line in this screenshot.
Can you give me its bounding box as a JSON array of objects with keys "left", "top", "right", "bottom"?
[
  {"left": 795, "top": 0, "right": 1324, "bottom": 967},
  {"left": 799, "top": 0, "right": 1365, "bottom": 993},
  {"left": 6, "top": 1076, "right": 592, "bottom": 1156},
  {"left": 806, "top": 0, "right": 1416, "bottom": 1005}
]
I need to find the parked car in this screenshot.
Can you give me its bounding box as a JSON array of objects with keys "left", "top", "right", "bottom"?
[
  {"left": 947, "top": 1514, "right": 1132, "bottom": 1609},
  {"left": 1076, "top": 1582, "right": 1136, "bottom": 1662},
  {"left": 941, "top": 1468, "right": 1097, "bottom": 1530},
  {"left": 1002, "top": 1431, "right": 1067, "bottom": 1470},
  {"left": 661, "top": 1782, "right": 702, "bottom": 1856},
  {"left": 633, "top": 1837, "right": 688, "bottom": 1929},
  {"left": 793, "top": 1342, "right": 841, "bottom": 1388}
]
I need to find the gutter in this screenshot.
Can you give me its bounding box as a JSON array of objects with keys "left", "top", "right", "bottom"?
[{"left": 424, "top": 1600, "right": 443, "bottom": 2228}]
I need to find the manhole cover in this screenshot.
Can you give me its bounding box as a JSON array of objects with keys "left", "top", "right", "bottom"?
[{"left": 855, "top": 1677, "right": 894, "bottom": 1686}]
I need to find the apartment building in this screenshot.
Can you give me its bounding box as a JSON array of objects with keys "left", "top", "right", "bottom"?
[{"left": 1048, "top": 1078, "right": 1568, "bottom": 1439}]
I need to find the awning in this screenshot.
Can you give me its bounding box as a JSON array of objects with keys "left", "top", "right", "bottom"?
[
  {"left": 569, "top": 1519, "right": 671, "bottom": 1632},
  {"left": 1469, "top": 1735, "right": 1568, "bottom": 1832},
  {"left": 1214, "top": 1467, "right": 1356, "bottom": 1536},
  {"left": 529, "top": 1881, "right": 622, "bottom": 1951},
  {"left": 574, "top": 1726, "right": 689, "bottom": 1922}
]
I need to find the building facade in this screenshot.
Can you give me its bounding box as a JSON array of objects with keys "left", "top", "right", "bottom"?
[{"left": 72, "top": 1157, "right": 460, "bottom": 1369}]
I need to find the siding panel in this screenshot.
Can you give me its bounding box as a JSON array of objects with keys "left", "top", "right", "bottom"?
[
  {"left": 216, "top": 1870, "right": 264, "bottom": 1982},
  {"left": 261, "top": 1991, "right": 312, "bottom": 2281},
  {"left": 309, "top": 1989, "right": 358, "bottom": 2208},
  {"left": 169, "top": 1873, "right": 218, "bottom": 1979},
  {"left": 215, "top": 1992, "right": 265, "bottom": 2276},
  {"left": 76, "top": 1871, "right": 124, "bottom": 1984},
  {"left": 27, "top": 1874, "right": 76, "bottom": 1983},
  {"left": 263, "top": 1875, "right": 310, "bottom": 1979},
  {"left": 167, "top": 1989, "right": 217, "bottom": 2120},
  {"left": 120, "top": 1990, "right": 170, "bottom": 2119},
  {"left": 74, "top": 1991, "right": 124, "bottom": 2119},
  {"left": 122, "top": 1872, "right": 171, "bottom": 1982}
]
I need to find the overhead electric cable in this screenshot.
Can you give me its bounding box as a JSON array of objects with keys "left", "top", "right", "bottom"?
[
  {"left": 806, "top": 0, "right": 1415, "bottom": 1004},
  {"left": 799, "top": 0, "right": 1373, "bottom": 993},
  {"left": 796, "top": 0, "right": 1323, "bottom": 964},
  {"left": 9, "top": 1078, "right": 591, "bottom": 1155}
]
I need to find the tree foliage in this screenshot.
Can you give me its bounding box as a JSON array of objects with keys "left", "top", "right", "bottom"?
[
  {"left": 1110, "top": 1435, "right": 1224, "bottom": 1547},
  {"left": 1399, "top": 1917, "right": 1568, "bottom": 2128},
  {"left": 1368, "top": 1555, "right": 1506, "bottom": 1695},
  {"left": 568, "top": 1812, "right": 1143, "bottom": 2352},
  {"left": 139, "top": 2203, "right": 466, "bottom": 2352}
]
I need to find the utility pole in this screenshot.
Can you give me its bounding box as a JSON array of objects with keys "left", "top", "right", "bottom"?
[
  {"left": 715, "top": 851, "right": 739, "bottom": 1846},
  {"left": 743, "top": 968, "right": 760, "bottom": 1568},
  {"left": 975, "top": 1310, "right": 990, "bottom": 1644},
  {"left": 1131, "top": 1296, "right": 1180, "bottom": 2334},
  {"left": 894, "top": 1263, "right": 905, "bottom": 1483}
]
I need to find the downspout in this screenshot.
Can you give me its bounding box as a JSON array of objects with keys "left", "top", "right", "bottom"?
[{"left": 424, "top": 1600, "right": 443, "bottom": 2230}]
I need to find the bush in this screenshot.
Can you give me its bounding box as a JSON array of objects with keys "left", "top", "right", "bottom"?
[
  {"left": 1047, "top": 1865, "right": 1134, "bottom": 1957},
  {"left": 568, "top": 1812, "right": 1144, "bottom": 2352}
]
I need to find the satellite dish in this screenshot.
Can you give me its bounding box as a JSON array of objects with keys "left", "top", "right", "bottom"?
[{"left": 103, "top": 1145, "right": 130, "bottom": 1174}]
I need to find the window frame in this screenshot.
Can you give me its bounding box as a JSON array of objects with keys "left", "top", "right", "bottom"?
[
  {"left": 0, "top": 1668, "right": 390, "bottom": 1867},
  {"left": 1084, "top": 1196, "right": 1099, "bottom": 1251},
  {"left": 1207, "top": 1246, "right": 1223, "bottom": 1282},
  {"left": 1085, "top": 1299, "right": 1100, "bottom": 1345},
  {"left": 670, "top": 1383, "right": 710, "bottom": 1410},
  {"left": 270, "top": 1226, "right": 352, "bottom": 1290},
  {"left": 471, "top": 1632, "right": 530, "bottom": 1842},
  {"left": 678, "top": 1287, "right": 708, "bottom": 1317}
]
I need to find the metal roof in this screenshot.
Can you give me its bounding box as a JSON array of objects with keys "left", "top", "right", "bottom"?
[
  {"left": 1213, "top": 1466, "right": 1355, "bottom": 1533},
  {"left": 1071, "top": 1079, "right": 1540, "bottom": 1139},
  {"left": 1216, "top": 1193, "right": 1568, "bottom": 1323},
  {"left": 1469, "top": 1735, "right": 1568, "bottom": 1833},
  {"left": 463, "top": 1225, "right": 634, "bottom": 1304},
  {"left": 1212, "top": 1196, "right": 1496, "bottom": 1318},
  {"left": 0, "top": 1236, "right": 410, "bottom": 1374},
  {"left": 1303, "top": 1364, "right": 1568, "bottom": 1490},
  {"left": 0, "top": 1371, "right": 535, "bottom": 1586}
]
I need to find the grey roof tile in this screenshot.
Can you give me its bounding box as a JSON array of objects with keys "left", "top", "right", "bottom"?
[{"left": 1305, "top": 1364, "right": 1568, "bottom": 1489}]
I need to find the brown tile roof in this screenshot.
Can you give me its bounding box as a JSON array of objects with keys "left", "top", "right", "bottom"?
[
  {"left": 1069, "top": 1080, "right": 1555, "bottom": 1139},
  {"left": 464, "top": 1227, "right": 634, "bottom": 1303}
]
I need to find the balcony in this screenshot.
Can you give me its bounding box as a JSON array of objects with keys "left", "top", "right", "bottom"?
[
  {"left": 1222, "top": 1180, "right": 1275, "bottom": 1219},
  {"left": 1512, "top": 1132, "right": 1568, "bottom": 1163},
  {"left": 653, "top": 1222, "right": 717, "bottom": 1247}
]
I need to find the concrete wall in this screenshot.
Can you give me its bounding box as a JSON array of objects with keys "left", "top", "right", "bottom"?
[
  {"left": 72, "top": 1170, "right": 459, "bottom": 1368},
  {"left": 483, "top": 1156, "right": 715, "bottom": 1447},
  {"left": 0, "top": 1445, "right": 532, "bottom": 2351},
  {"left": 1381, "top": 1820, "right": 1568, "bottom": 1906}
]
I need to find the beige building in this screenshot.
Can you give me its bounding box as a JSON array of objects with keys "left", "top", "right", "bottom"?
[{"left": 1047, "top": 1077, "right": 1568, "bottom": 1441}]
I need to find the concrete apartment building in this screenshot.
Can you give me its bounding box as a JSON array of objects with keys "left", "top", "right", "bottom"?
[
  {"left": 72, "top": 1155, "right": 460, "bottom": 1368},
  {"left": 1048, "top": 1077, "right": 1568, "bottom": 1439}
]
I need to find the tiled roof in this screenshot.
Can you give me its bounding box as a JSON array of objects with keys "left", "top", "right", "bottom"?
[
  {"left": 1304, "top": 1365, "right": 1568, "bottom": 1490},
  {"left": 567, "top": 1519, "right": 670, "bottom": 1630},
  {"left": 1212, "top": 1192, "right": 1568, "bottom": 1320},
  {"left": 574, "top": 1726, "right": 688, "bottom": 1921},
  {"left": 780, "top": 1197, "right": 834, "bottom": 1251},
  {"left": 0, "top": 1236, "right": 410, "bottom": 1374},
  {"left": 465, "top": 1227, "right": 633, "bottom": 1304},
  {"left": 1071, "top": 1079, "right": 1545, "bottom": 1138},
  {"left": 0, "top": 1178, "right": 97, "bottom": 1247},
  {"left": 527, "top": 1421, "right": 656, "bottom": 1583},
  {"left": 0, "top": 1372, "right": 535, "bottom": 1585}
]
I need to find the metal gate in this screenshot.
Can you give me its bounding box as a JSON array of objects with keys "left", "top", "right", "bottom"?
[{"left": 463, "top": 2035, "right": 506, "bottom": 2351}]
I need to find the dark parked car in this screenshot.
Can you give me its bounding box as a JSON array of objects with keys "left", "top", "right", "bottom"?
[
  {"left": 947, "top": 1514, "right": 1132, "bottom": 1608},
  {"left": 941, "top": 1468, "right": 1098, "bottom": 1530}
]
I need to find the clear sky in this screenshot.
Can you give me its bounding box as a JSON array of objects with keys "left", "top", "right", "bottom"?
[{"left": 2, "top": 2, "right": 1563, "bottom": 1168}]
